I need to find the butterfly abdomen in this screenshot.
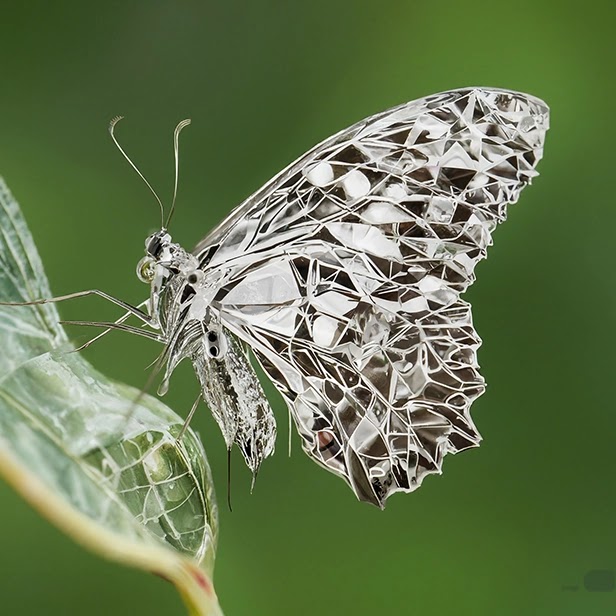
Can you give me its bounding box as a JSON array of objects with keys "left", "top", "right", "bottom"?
[{"left": 191, "top": 329, "right": 276, "bottom": 476}]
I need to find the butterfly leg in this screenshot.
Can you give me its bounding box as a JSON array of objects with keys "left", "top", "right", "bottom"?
[
  {"left": 176, "top": 393, "right": 201, "bottom": 442},
  {"left": 0, "top": 289, "right": 153, "bottom": 325},
  {"left": 68, "top": 301, "right": 149, "bottom": 352},
  {"left": 59, "top": 319, "right": 165, "bottom": 343}
]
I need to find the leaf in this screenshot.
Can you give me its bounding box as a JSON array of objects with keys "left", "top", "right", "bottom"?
[{"left": 0, "top": 178, "right": 223, "bottom": 616}]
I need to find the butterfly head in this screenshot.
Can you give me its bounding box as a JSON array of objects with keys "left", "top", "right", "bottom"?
[
  {"left": 137, "top": 228, "right": 199, "bottom": 280},
  {"left": 136, "top": 230, "right": 174, "bottom": 284},
  {"left": 136, "top": 229, "right": 204, "bottom": 336}
]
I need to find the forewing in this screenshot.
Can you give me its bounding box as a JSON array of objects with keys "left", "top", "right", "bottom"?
[{"left": 195, "top": 88, "right": 549, "bottom": 506}]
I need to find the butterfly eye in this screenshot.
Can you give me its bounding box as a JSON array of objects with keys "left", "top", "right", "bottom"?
[
  {"left": 146, "top": 231, "right": 171, "bottom": 258},
  {"left": 136, "top": 256, "right": 156, "bottom": 283}
]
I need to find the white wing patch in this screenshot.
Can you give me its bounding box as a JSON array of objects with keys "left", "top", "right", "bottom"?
[{"left": 221, "top": 261, "right": 301, "bottom": 307}]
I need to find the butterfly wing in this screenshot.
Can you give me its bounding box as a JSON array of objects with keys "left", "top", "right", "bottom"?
[{"left": 195, "top": 88, "right": 549, "bottom": 506}]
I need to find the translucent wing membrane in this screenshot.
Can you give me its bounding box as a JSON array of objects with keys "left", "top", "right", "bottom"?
[{"left": 195, "top": 88, "right": 549, "bottom": 506}]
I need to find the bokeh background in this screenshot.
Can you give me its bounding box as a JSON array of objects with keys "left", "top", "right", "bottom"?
[{"left": 0, "top": 1, "right": 614, "bottom": 615}]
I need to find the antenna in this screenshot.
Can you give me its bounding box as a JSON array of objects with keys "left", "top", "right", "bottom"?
[
  {"left": 165, "top": 118, "right": 192, "bottom": 229},
  {"left": 109, "top": 116, "right": 166, "bottom": 228}
]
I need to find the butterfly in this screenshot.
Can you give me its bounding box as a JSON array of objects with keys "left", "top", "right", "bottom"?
[{"left": 14, "top": 87, "right": 550, "bottom": 507}]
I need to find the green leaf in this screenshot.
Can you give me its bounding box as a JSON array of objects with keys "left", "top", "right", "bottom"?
[{"left": 0, "top": 178, "right": 222, "bottom": 616}]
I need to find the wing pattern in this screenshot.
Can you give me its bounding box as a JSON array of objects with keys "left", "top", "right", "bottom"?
[{"left": 195, "top": 88, "right": 549, "bottom": 506}]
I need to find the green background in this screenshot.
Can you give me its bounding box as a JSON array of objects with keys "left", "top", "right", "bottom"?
[{"left": 0, "top": 1, "right": 614, "bottom": 614}]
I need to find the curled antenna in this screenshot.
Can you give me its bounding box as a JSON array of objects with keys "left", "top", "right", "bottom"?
[
  {"left": 165, "top": 118, "right": 192, "bottom": 229},
  {"left": 109, "top": 116, "right": 166, "bottom": 229}
]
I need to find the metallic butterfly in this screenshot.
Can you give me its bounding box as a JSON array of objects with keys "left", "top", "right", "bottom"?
[{"left": 98, "top": 88, "right": 551, "bottom": 507}]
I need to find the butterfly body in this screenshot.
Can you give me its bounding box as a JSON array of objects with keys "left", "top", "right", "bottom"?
[
  {"left": 133, "top": 88, "right": 548, "bottom": 507},
  {"left": 136, "top": 230, "right": 276, "bottom": 474}
]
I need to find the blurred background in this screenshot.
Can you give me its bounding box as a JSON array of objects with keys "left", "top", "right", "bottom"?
[{"left": 0, "top": 1, "right": 614, "bottom": 614}]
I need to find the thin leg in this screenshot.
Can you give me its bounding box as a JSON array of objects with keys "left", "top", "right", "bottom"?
[
  {"left": 0, "top": 289, "right": 153, "bottom": 325},
  {"left": 72, "top": 300, "right": 150, "bottom": 352},
  {"left": 250, "top": 469, "right": 258, "bottom": 494},
  {"left": 227, "top": 447, "right": 233, "bottom": 513},
  {"left": 71, "top": 308, "right": 133, "bottom": 352},
  {"left": 176, "top": 394, "right": 201, "bottom": 442},
  {"left": 60, "top": 320, "right": 165, "bottom": 343},
  {"left": 288, "top": 406, "right": 293, "bottom": 458}
]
